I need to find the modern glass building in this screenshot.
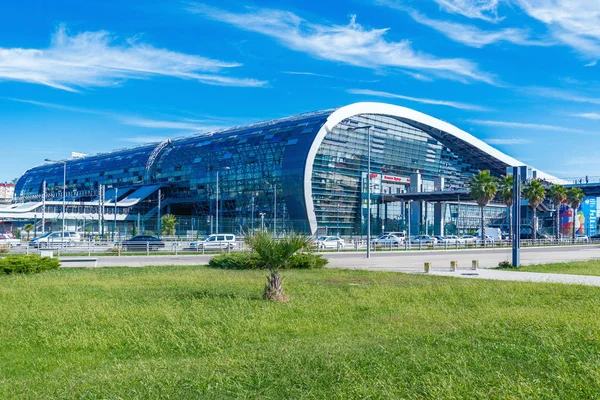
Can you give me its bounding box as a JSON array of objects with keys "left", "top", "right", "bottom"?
[{"left": 7, "top": 102, "right": 557, "bottom": 236}]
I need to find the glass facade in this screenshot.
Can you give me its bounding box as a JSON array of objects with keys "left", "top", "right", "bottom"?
[{"left": 14, "top": 104, "right": 515, "bottom": 236}]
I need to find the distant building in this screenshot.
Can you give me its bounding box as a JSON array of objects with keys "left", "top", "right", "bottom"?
[{"left": 0, "top": 183, "right": 14, "bottom": 204}]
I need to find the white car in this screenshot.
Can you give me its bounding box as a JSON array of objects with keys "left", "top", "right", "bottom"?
[
  {"left": 29, "top": 231, "right": 80, "bottom": 248},
  {"left": 439, "top": 235, "right": 464, "bottom": 244},
  {"left": 189, "top": 234, "right": 236, "bottom": 250},
  {"left": 316, "top": 236, "right": 345, "bottom": 249},
  {"left": 373, "top": 234, "right": 403, "bottom": 246},
  {"left": 0, "top": 234, "right": 21, "bottom": 247},
  {"left": 410, "top": 235, "right": 437, "bottom": 244}
]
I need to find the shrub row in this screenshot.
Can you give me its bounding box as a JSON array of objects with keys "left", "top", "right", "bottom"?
[
  {"left": 1, "top": 255, "right": 60, "bottom": 275},
  {"left": 208, "top": 252, "right": 327, "bottom": 270}
]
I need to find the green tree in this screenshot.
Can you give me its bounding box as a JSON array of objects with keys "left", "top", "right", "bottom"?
[
  {"left": 23, "top": 224, "right": 34, "bottom": 241},
  {"left": 523, "top": 179, "right": 546, "bottom": 241},
  {"left": 498, "top": 175, "right": 514, "bottom": 242},
  {"left": 547, "top": 184, "right": 567, "bottom": 240},
  {"left": 567, "top": 187, "right": 585, "bottom": 240},
  {"left": 161, "top": 214, "right": 177, "bottom": 236},
  {"left": 469, "top": 170, "right": 498, "bottom": 246},
  {"left": 245, "top": 231, "right": 312, "bottom": 301}
]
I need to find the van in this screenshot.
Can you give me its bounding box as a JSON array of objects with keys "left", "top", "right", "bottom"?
[
  {"left": 29, "top": 231, "right": 81, "bottom": 248},
  {"left": 189, "top": 234, "right": 236, "bottom": 250}
]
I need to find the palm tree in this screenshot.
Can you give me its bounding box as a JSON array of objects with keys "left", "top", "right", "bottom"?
[
  {"left": 469, "top": 170, "right": 498, "bottom": 246},
  {"left": 161, "top": 214, "right": 177, "bottom": 236},
  {"left": 23, "top": 224, "right": 34, "bottom": 241},
  {"left": 567, "top": 187, "right": 585, "bottom": 240},
  {"left": 547, "top": 184, "right": 567, "bottom": 240},
  {"left": 498, "top": 175, "right": 514, "bottom": 242},
  {"left": 245, "top": 231, "right": 312, "bottom": 301},
  {"left": 523, "top": 179, "right": 546, "bottom": 241}
]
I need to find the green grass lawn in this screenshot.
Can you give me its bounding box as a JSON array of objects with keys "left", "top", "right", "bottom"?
[
  {"left": 500, "top": 260, "right": 600, "bottom": 276},
  {"left": 1, "top": 266, "right": 600, "bottom": 399}
]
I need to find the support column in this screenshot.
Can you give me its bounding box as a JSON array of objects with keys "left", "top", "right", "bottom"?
[
  {"left": 409, "top": 172, "right": 422, "bottom": 235},
  {"left": 434, "top": 202, "right": 445, "bottom": 236}
]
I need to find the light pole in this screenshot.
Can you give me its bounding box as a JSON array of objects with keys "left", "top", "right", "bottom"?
[
  {"left": 251, "top": 196, "right": 255, "bottom": 232},
  {"left": 45, "top": 158, "right": 66, "bottom": 235},
  {"left": 265, "top": 181, "right": 277, "bottom": 237},
  {"left": 347, "top": 125, "right": 373, "bottom": 258},
  {"left": 408, "top": 200, "right": 413, "bottom": 248},
  {"left": 215, "top": 166, "right": 230, "bottom": 235},
  {"left": 336, "top": 203, "right": 340, "bottom": 236},
  {"left": 259, "top": 212, "right": 265, "bottom": 232},
  {"left": 113, "top": 187, "right": 118, "bottom": 242}
]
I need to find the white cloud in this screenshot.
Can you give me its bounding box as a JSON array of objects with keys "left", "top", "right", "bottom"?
[
  {"left": 585, "top": 60, "right": 597, "bottom": 67},
  {"left": 531, "top": 88, "right": 600, "bottom": 105},
  {"left": 408, "top": 10, "right": 550, "bottom": 48},
  {"left": 120, "top": 136, "right": 170, "bottom": 144},
  {"left": 120, "top": 117, "right": 225, "bottom": 131},
  {"left": 572, "top": 112, "right": 600, "bottom": 120},
  {"left": 468, "top": 118, "right": 596, "bottom": 134},
  {"left": 348, "top": 88, "right": 489, "bottom": 111},
  {"left": 283, "top": 71, "right": 336, "bottom": 79},
  {"left": 0, "top": 24, "right": 266, "bottom": 91},
  {"left": 485, "top": 138, "right": 533, "bottom": 144},
  {"left": 189, "top": 4, "right": 495, "bottom": 84},
  {"left": 2, "top": 97, "right": 229, "bottom": 131},
  {"left": 512, "top": 0, "right": 600, "bottom": 59},
  {"left": 433, "top": 0, "right": 503, "bottom": 22}
]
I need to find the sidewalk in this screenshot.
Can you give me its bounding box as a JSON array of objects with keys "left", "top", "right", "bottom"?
[{"left": 427, "top": 268, "right": 600, "bottom": 287}]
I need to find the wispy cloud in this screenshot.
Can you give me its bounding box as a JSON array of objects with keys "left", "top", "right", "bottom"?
[
  {"left": 348, "top": 88, "right": 490, "bottom": 111},
  {"left": 468, "top": 118, "right": 597, "bottom": 134},
  {"left": 512, "top": 0, "right": 600, "bottom": 59},
  {"left": 283, "top": 71, "right": 336, "bottom": 79},
  {"left": 432, "top": 0, "right": 503, "bottom": 22},
  {"left": 188, "top": 4, "right": 495, "bottom": 84},
  {"left": 530, "top": 87, "right": 600, "bottom": 105},
  {"left": 0, "top": 24, "right": 266, "bottom": 91},
  {"left": 572, "top": 112, "right": 600, "bottom": 120},
  {"left": 585, "top": 60, "right": 597, "bottom": 67},
  {"left": 408, "top": 10, "right": 550, "bottom": 48},
  {"left": 120, "top": 117, "right": 225, "bottom": 131},
  {"left": 120, "top": 136, "right": 170, "bottom": 144},
  {"left": 485, "top": 138, "right": 533, "bottom": 145},
  {"left": 2, "top": 97, "right": 229, "bottom": 131}
]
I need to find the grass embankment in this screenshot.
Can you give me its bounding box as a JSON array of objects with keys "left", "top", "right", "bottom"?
[
  {"left": 1, "top": 266, "right": 600, "bottom": 399},
  {"left": 500, "top": 259, "right": 600, "bottom": 276}
]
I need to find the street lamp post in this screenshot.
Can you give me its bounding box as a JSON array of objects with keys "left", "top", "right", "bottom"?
[
  {"left": 347, "top": 125, "right": 373, "bottom": 258},
  {"left": 265, "top": 182, "right": 277, "bottom": 237},
  {"left": 259, "top": 212, "right": 265, "bottom": 232},
  {"left": 45, "top": 159, "right": 66, "bottom": 235},
  {"left": 251, "top": 196, "right": 255, "bottom": 232},
  {"left": 336, "top": 203, "right": 340, "bottom": 236},
  {"left": 215, "top": 167, "right": 230, "bottom": 235},
  {"left": 408, "top": 200, "right": 413, "bottom": 248}
]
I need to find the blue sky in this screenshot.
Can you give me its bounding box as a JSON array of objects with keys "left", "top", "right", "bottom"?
[{"left": 1, "top": 0, "right": 600, "bottom": 182}]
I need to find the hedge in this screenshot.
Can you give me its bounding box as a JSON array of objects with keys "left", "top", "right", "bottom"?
[
  {"left": 1, "top": 255, "right": 60, "bottom": 275},
  {"left": 208, "top": 252, "right": 327, "bottom": 270}
]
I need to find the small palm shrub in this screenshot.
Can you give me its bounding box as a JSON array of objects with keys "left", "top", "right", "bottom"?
[
  {"left": 1, "top": 255, "right": 60, "bottom": 275},
  {"left": 245, "top": 232, "right": 313, "bottom": 302},
  {"left": 209, "top": 251, "right": 327, "bottom": 270}
]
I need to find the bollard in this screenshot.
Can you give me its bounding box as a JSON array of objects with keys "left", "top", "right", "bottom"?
[
  {"left": 450, "top": 261, "right": 457, "bottom": 271},
  {"left": 424, "top": 262, "right": 431, "bottom": 273},
  {"left": 472, "top": 260, "right": 479, "bottom": 270}
]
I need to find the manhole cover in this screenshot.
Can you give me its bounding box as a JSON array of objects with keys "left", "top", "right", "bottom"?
[{"left": 461, "top": 273, "right": 479, "bottom": 276}]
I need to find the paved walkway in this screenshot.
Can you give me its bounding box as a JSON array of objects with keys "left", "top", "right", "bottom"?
[{"left": 426, "top": 269, "right": 600, "bottom": 287}]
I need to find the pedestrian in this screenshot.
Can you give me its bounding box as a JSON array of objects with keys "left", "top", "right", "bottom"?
[{"left": 586, "top": 175, "right": 589, "bottom": 184}]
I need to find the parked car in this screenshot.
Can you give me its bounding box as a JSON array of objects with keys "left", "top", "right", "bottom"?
[
  {"left": 189, "top": 234, "right": 237, "bottom": 250},
  {"left": 575, "top": 235, "right": 589, "bottom": 243},
  {"left": 372, "top": 234, "right": 403, "bottom": 246},
  {"left": 121, "top": 235, "right": 165, "bottom": 251},
  {"left": 29, "top": 231, "right": 79, "bottom": 248},
  {"left": 439, "top": 235, "right": 464, "bottom": 244},
  {"left": 474, "top": 234, "right": 495, "bottom": 245},
  {"left": 461, "top": 235, "right": 477, "bottom": 243},
  {"left": 0, "top": 233, "right": 21, "bottom": 247},
  {"left": 380, "top": 232, "right": 406, "bottom": 242},
  {"left": 316, "top": 236, "right": 345, "bottom": 249},
  {"left": 410, "top": 235, "right": 437, "bottom": 244}
]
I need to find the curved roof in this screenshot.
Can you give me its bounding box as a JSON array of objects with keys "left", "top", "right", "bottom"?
[{"left": 303, "top": 102, "right": 556, "bottom": 233}]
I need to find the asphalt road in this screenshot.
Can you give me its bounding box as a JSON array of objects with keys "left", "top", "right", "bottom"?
[{"left": 58, "top": 245, "right": 600, "bottom": 270}]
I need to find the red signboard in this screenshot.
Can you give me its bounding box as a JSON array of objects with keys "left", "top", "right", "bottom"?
[{"left": 382, "top": 175, "right": 410, "bottom": 184}]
